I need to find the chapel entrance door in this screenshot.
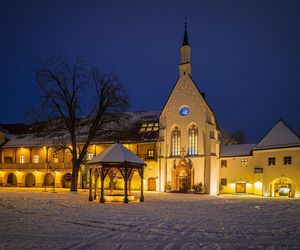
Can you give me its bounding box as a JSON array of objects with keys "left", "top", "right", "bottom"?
[{"left": 179, "top": 173, "right": 188, "bottom": 192}]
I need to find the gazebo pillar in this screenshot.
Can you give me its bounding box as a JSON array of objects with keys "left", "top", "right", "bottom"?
[
  {"left": 100, "top": 167, "right": 105, "bottom": 203},
  {"left": 124, "top": 168, "right": 129, "bottom": 203},
  {"left": 94, "top": 169, "right": 98, "bottom": 200},
  {"left": 138, "top": 168, "right": 144, "bottom": 202},
  {"left": 88, "top": 168, "right": 93, "bottom": 201}
]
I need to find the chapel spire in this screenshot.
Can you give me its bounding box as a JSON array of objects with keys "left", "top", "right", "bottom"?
[
  {"left": 182, "top": 19, "right": 189, "bottom": 46},
  {"left": 179, "top": 18, "right": 192, "bottom": 76}
]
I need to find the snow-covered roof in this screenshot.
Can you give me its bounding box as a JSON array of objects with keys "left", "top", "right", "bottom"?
[
  {"left": 87, "top": 143, "right": 145, "bottom": 165},
  {"left": 1, "top": 110, "right": 160, "bottom": 148},
  {"left": 220, "top": 144, "right": 255, "bottom": 157},
  {"left": 253, "top": 120, "right": 300, "bottom": 150}
]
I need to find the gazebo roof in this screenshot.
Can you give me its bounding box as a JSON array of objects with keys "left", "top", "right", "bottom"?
[{"left": 87, "top": 143, "right": 145, "bottom": 166}]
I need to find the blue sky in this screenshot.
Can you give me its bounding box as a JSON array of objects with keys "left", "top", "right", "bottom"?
[{"left": 1, "top": 0, "right": 300, "bottom": 142}]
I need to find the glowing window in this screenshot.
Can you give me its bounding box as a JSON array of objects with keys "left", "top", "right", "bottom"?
[
  {"left": 188, "top": 125, "right": 198, "bottom": 156},
  {"left": 53, "top": 154, "right": 58, "bottom": 163},
  {"left": 171, "top": 127, "right": 181, "bottom": 156},
  {"left": 87, "top": 153, "right": 94, "bottom": 160},
  {"left": 179, "top": 106, "right": 189, "bottom": 116},
  {"left": 241, "top": 158, "right": 248, "bottom": 166},
  {"left": 147, "top": 149, "right": 154, "bottom": 158},
  {"left": 20, "top": 155, "right": 25, "bottom": 164},
  {"left": 33, "top": 155, "right": 40, "bottom": 163},
  {"left": 139, "top": 122, "right": 159, "bottom": 132}
]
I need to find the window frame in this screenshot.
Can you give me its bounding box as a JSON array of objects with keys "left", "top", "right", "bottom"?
[
  {"left": 221, "top": 160, "right": 227, "bottom": 168},
  {"left": 188, "top": 125, "right": 198, "bottom": 156},
  {"left": 171, "top": 126, "right": 181, "bottom": 156},
  {"left": 268, "top": 157, "right": 276, "bottom": 166},
  {"left": 284, "top": 156, "right": 292, "bottom": 165}
]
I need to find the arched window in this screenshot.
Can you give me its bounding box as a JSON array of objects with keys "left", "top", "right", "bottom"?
[
  {"left": 171, "top": 126, "right": 181, "bottom": 156},
  {"left": 188, "top": 125, "right": 198, "bottom": 155}
]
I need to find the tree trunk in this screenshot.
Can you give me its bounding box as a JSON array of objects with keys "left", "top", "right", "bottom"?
[{"left": 71, "top": 162, "right": 80, "bottom": 191}]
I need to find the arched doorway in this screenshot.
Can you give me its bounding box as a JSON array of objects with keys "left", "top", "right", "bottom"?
[
  {"left": 25, "top": 173, "right": 36, "bottom": 187},
  {"left": 6, "top": 173, "right": 17, "bottom": 186},
  {"left": 148, "top": 177, "right": 156, "bottom": 191},
  {"left": 171, "top": 157, "right": 194, "bottom": 192},
  {"left": 271, "top": 177, "right": 295, "bottom": 198},
  {"left": 61, "top": 173, "right": 71, "bottom": 188},
  {"left": 178, "top": 170, "right": 189, "bottom": 192},
  {"left": 44, "top": 173, "right": 55, "bottom": 187}
]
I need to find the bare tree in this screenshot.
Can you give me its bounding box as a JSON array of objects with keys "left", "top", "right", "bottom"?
[
  {"left": 220, "top": 128, "right": 247, "bottom": 145},
  {"left": 34, "top": 56, "right": 129, "bottom": 191}
]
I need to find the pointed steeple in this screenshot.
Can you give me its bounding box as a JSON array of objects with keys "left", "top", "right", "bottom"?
[
  {"left": 179, "top": 18, "right": 191, "bottom": 76},
  {"left": 182, "top": 19, "right": 189, "bottom": 46}
]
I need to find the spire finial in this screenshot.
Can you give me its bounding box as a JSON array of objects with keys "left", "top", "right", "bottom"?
[{"left": 183, "top": 17, "right": 189, "bottom": 46}]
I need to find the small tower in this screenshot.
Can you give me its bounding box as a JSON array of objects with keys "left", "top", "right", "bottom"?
[{"left": 179, "top": 19, "right": 192, "bottom": 76}]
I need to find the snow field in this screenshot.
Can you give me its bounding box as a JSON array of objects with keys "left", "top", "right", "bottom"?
[{"left": 0, "top": 188, "right": 300, "bottom": 249}]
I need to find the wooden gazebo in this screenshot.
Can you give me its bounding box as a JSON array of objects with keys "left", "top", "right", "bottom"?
[{"left": 87, "top": 143, "right": 146, "bottom": 203}]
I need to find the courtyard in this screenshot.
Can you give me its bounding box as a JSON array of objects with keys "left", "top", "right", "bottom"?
[{"left": 0, "top": 188, "right": 300, "bottom": 249}]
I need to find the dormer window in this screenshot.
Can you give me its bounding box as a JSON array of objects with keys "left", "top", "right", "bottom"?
[{"left": 139, "top": 122, "right": 159, "bottom": 132}]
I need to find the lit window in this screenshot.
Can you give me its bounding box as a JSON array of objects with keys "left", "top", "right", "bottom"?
[
  {"left": 33, "top": 155, "right": 40, "bottom": 163},
  {"left": 147, "top": 149, "right": 154, "bottom": 158},
  {"left": 221, "top": 160, "right": 227, "bottom": 167},
  {"left": 241, "top": 158, "right": 248, "bottom": 166},
  {"left": 139, "top": 122, "right": 159, "bottom": 132},
  {"left": 268, "top": 157, "right": 275, "bottom": 166},
  {"left": 152, "top": 123, "right": 159, "bottom": 131},
  {"left": 284, "top": 156, "right": 292, "bottom": 165},
  {"left": 53, "top": 154, "right": 58, "bottom": 163},
  {"left": 179, "top": 106, "right": 189, "bottom": 116},
  {"left": 188, "top": 125, "right": 198, "bottom": 156},
  {"left": 20, "top": 155, "right": 25, "bottom": 164},
  {"left": 171, "top": 126, "right": 181, "bottom": 156},
  {"left": 87, "top": 153, "right": 94, "bottom": 160}
]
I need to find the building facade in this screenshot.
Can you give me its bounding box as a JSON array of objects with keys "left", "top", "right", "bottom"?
[{"left": 0, "top": 27, "right": 299, "bottom": 198}]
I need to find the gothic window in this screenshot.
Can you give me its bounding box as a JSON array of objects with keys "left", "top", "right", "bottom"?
[
  {"left": 188, "top": 125, "right": 198, "bottom": 156},
  {"left": 171, "top": 126, "right": 181, "bottom": 156}
]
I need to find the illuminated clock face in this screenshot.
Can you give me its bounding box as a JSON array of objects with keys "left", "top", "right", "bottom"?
[{"left": 179, "top": 106, "right": 189, "bottom": 116}]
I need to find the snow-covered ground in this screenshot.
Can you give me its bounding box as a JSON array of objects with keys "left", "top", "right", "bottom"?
[{"left": 0, "top": 188, "right": 300, "bottom": 250}]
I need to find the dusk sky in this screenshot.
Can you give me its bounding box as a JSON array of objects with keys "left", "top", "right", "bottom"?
[{"left": 1, "top": 0, "right": 300, "bottom": 142}]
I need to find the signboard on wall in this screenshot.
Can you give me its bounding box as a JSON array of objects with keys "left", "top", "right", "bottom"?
[{"left": 254, "top": 167, "right": 263, "bottom": 173}]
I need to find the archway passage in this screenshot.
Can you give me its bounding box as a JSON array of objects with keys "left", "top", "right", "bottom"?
[
  {"left": 25, "top": 173, "right": 36, "bottom": 187},
  {"left": 61, "top": 173, "right": 71, "bottom": 188},
  {"left": 272, "top": 177, "right": 295, "bottom": 198},
  {"left": 7, "top": 173, "right": 17, "bottom": 186},
  {"left": 44, "top": 173, "right": 55, "bottom": 186}
]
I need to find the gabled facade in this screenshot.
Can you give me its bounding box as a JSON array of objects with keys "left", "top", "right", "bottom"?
[
  {"left": 220, "top": 120, "right": 300, "bottom": 198},
  {"left": 158, "top": 24, "right": 219, "bottom": 194}
]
